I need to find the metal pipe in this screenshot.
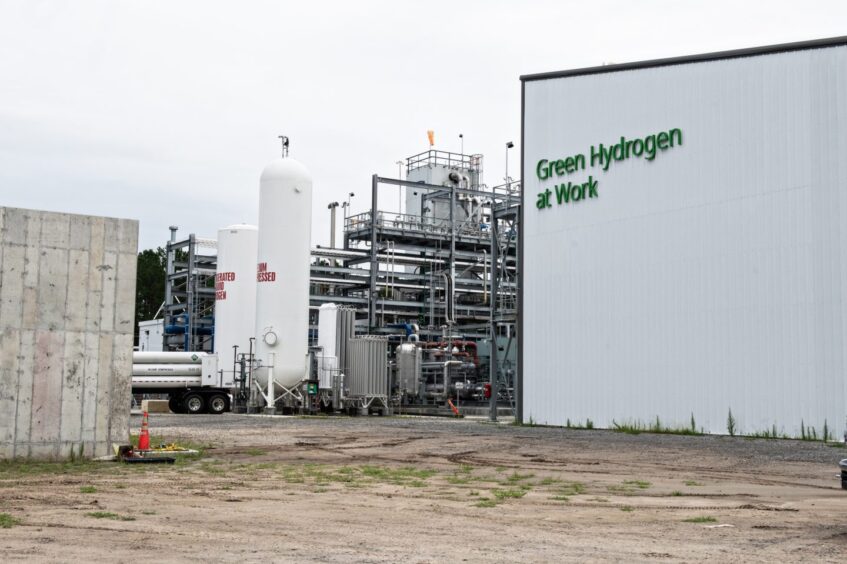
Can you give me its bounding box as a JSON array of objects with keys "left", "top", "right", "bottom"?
[
  {"left": 266, "top": 352, "right": 276, "bottom": 414},
  {"left": 443, "top": 360, "right": 462, "bottom": 400}
]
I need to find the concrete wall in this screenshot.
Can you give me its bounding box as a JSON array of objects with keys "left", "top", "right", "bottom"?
[{"left": 0, "top": 207, "right": 138, "bottom": 459}]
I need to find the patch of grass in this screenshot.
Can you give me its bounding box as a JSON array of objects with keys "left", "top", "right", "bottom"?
[
  {"left": 608, "top": 480, "right": 651, "bottom": 494},
  {"left": 537, "top": 477, "right": 558, "bottom": 486},
  {"left": 79, "top": 485, "right": 97, "bottom": 494},
  {"left": 670, "top": 491, "right": 683, "bottom": 496},
  {"left": 550, "top": 495, "right": 570, "bottom": 501},
  {"left": 86, "top": 511, "right": 135, "bottom": 521},
  {"left": 446, "top": 474, "right": 475, "bottom": 485},
  {"left": 0, "top": 513, "right": 21, "bottom": 528},
  {"left": 623, "top": 480, "right": 651, "bottom": 489},
  {"left": 245, "top": 448, "right": 266, "bottom": 457},
  {"left": 140, "top": 510, "right": 157, "bottom": 515},
  {"left": 683, "top": 516, "right": 717, "bottom": 523},
  {"left": 114, "top": 484, "right": 128, "bottom": 489},
  {"left": 468, "top": 490, "right": 479, "bottom": 496},
  {"left": 505, "top": 471, "right": 534, "bottom": 483},
  {"left": 475, "top": 498, "right": 498, "bottom": 508},
  {"left": 492, "top": 488, "right": 528, "bottom": 500},
  {"left": 591, "top": 497, "right": 609, "bottom": 503},
  {"left": 620, "top": 505, "right": 634, "bottom": 512},
  {"left": 565, "top": 418, "right": 595, "bottom": 430},
  {"left": 684, "top": 480, "right": 703, "bottom": 487},
  {"left": 0, "top": 458, "right": 104, "bottom": 477},
  {"left": 495, "top": 466, "right": 506, "bottom": 473},
  {"left": 612, "top": 417, "right": 704, "bottom": 436}
]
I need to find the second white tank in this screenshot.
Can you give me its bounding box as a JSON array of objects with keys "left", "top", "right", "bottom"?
[{"left": 214, "top": 224, "right": 258, "bottom": 370}]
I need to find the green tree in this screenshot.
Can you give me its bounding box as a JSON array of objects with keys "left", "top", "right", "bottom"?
[{"left": 135, "top": 247, "right": 167, "bottom": 344}]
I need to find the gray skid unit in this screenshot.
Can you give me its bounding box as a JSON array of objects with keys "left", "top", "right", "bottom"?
[{"left": 347, "top": 336, "right": 389, "bottom": 398}]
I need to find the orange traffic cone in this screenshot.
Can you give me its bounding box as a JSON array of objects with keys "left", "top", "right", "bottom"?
[{"left": 138, "top": 411, "right": 150, "bottom": 451}]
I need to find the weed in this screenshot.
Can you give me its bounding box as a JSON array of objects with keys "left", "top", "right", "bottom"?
[
  {"left": 690, "top": 413, "right": 697, "bottom": 433},
  {"left": 556, "top": 482, "right": 585, "bottom": 496},
  {"left": 80, "top": 485, "right": 97, "bottom": 494},
  {"left": 141, "top": 510, "right": 157, "bottom": 515},
  {"left": 550, "top": 495, "right": 570, "bottom": 501},
  {"left": 87, "top": 511, "right": 135, "bottom": 521},
  {"left": 475, "top": 499, "right": 498, "bottom": 508},
  {"left": 612, "top": 418, "right": 703, "bottom": 436},
  {"left": 608, "top": 480, "right": 650, "bottom": 494},
  {"left": 492, "top": 488, "right": 529, "bottom": 500},
  {"left": 114, "top": 484, "right": 127, "bottom": 490},
  {"left": 670, "top": 491, "right": 683, "bottom": 496},
  {"left": 727, "top": 408, "right": 737, "bottom": 437},
  {"left": 623, "top": 480, "right": 651, "bottom": 489},
  {"left": 684, "top": 480, "right": 703, "bottom": 487},
  {"left": 683, "top": 516, "right": 717, "bottom": 523},
  {"left": 620, "top": 505, "right": 634, "bottom": 512},
  {"left": 495, "top": 466, "right": 506, "bottom": 473},
  {"left": 468, "top": 490, "right": 479, "bottom": 496},
  {"left": 245, "top": 448, "right": 266, "bottom": 457},
  {"left": 823, "top": 420, "right": 831, "bottom": 443},
  {"left": 506, "top": 472, "right": 534, "bottom": 483},
  {"left": 458, "top": 464, "right": 474, "bottom": 474},
  {"left": 0, "top": 513, "right": 21, "bottom": 528},
  {"left": 537, "top": 477, "right": 558, "bottom": 486}
]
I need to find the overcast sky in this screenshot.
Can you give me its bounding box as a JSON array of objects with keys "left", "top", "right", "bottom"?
[{"left": 1, "top": 1, "right": 845, "bottom": 251}]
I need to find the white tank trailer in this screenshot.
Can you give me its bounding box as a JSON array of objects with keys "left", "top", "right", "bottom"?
[
  {"left": 130, "top": 351, "right": 232, "bottom": 414},
  {"left": 253, "top": 156, "right": 313, "bottom": 411},
  {"left": 214, "top": 224, "right": 258, "bottom": 373}
]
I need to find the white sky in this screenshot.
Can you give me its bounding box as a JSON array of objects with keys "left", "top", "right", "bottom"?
[{"left": 1, "top": 0, "right": 844, "bottom": 251}]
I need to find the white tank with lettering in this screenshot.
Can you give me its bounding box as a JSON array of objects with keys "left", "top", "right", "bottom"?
[
  {"left": 253, "top": 156, "right": 313, "bottom": 389},
  {"left": 213, "top": 224, "right": 258, "bottom": 371}
]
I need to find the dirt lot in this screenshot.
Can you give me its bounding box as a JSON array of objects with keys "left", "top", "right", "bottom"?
[{"left": 1, "top": 413, "right": 845, "bottom": 563}]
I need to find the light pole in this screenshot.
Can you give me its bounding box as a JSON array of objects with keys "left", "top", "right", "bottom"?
[
  {"left": 327, "top": 202, "right": 339, "bottom": 249},
  {"left": 459, "top": 133, "right": 464, "bottom": 156},
  {"left": 505, "top": 141, "right": 514, "bottom": 189}
]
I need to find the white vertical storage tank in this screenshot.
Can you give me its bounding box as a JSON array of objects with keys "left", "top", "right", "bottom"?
[
  {"left": 213, "top": 224, "right": 258, "bottom": 370},
  {"left": 253, "top": 156, "right": 313, "bottom": 391}
]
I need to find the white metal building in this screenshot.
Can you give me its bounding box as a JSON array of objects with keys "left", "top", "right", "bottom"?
[{"left": 520, "top": 37, "right": 847, "bottom": 437}]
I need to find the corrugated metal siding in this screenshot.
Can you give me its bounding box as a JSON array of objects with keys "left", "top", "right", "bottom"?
[{"left": 522, "top": 47, "right": 847, "bottom": 436}]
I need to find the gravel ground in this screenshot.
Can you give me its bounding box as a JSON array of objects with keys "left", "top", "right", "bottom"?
[{"left": 1, "top": 413, "right": 844, "bottom": 563}]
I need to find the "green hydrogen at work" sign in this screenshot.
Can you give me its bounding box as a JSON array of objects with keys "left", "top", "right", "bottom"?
[{"left": 535, "top": 128, "right": 683, "bottom": 210}]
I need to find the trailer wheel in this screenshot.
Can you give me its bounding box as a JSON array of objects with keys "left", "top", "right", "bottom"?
[
  {"left": 207, "top": 394, "right": 228, "bottom": 415},
  {"left": 168, "top": 397, "right": 182, "bottom": 414},
  {"left": 183, "top": 393, "right": 205, "bottom": 414}
]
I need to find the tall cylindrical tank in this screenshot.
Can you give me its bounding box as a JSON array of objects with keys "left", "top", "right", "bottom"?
[
  {"left": 253, "top": 157, "right": 313, "bottom": 389},
  {"left": 213, "top": 224, "right": 259, "bottom": 370}
]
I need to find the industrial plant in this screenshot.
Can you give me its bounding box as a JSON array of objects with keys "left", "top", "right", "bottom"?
[{"left": 132, "top": 140, "right": 520, "bottom": 419}]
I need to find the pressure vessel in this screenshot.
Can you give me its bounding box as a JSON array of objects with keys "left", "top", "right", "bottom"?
[
  {"left": 214, "top": 224, "right": 258, "bottom": 369},
  {"left": 253, "top": 157, "right": 313, "bottom": 389}
]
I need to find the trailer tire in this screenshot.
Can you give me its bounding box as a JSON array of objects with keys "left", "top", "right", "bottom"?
[
  {"left": 183, "top": 393, "right": 205, "bottom": 414},
  {"left": 168, "top": 397, "right": 182, "bottom": 414},
  {"left": 207, "top": 394, "right": 228, "bottom": 415}
]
